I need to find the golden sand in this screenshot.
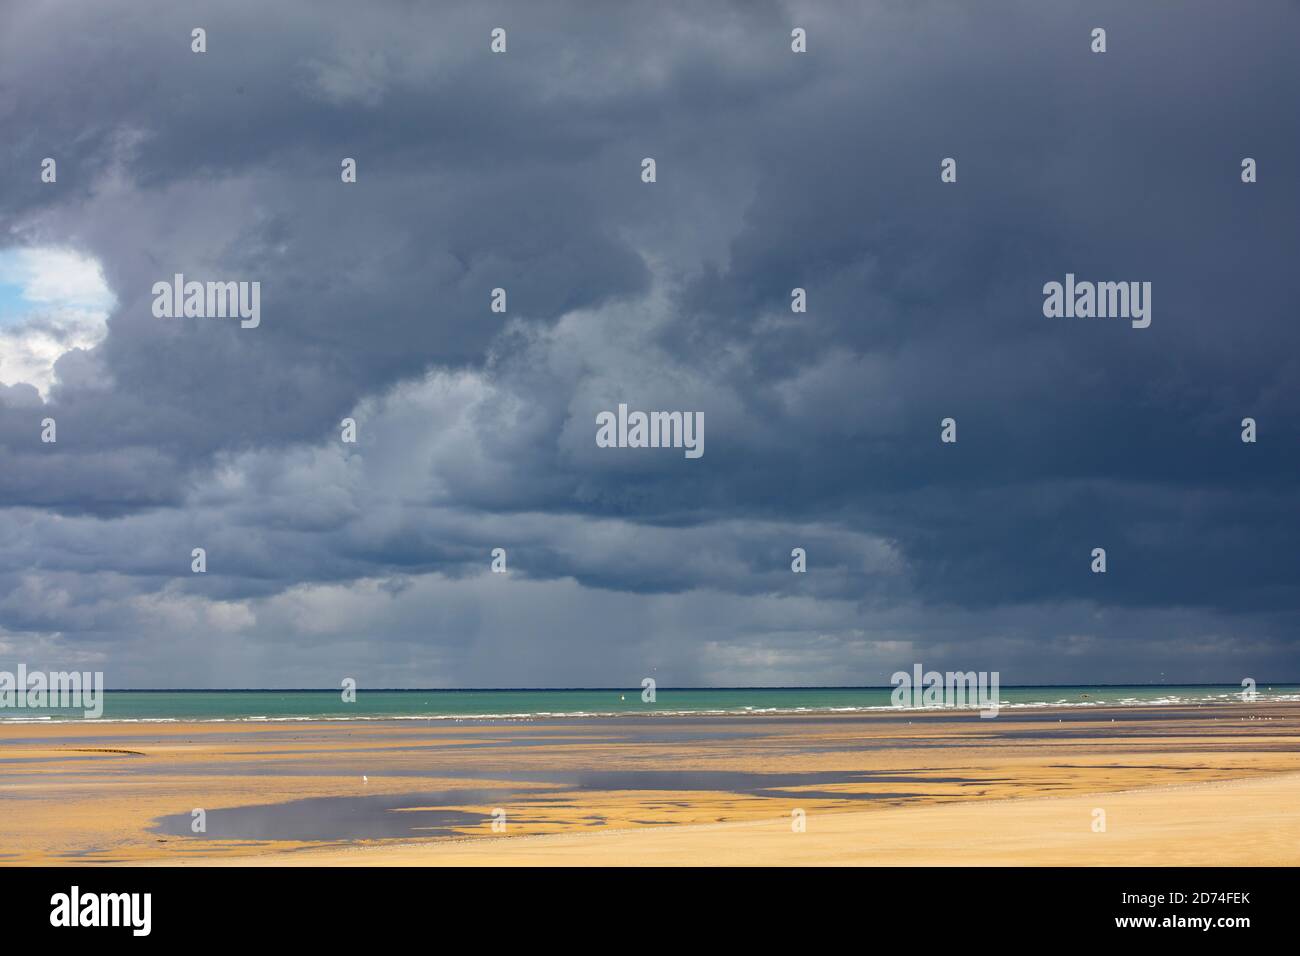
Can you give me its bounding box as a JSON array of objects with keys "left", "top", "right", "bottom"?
[{"left": 1, "top": 701, "right": 1296, "bottom": 866}]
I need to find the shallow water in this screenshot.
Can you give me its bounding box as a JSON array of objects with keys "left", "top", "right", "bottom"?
[{"left": 147, "top": 767, "right": 991, "bottom": 841}]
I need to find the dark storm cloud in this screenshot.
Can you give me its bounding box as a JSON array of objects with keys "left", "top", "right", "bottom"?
[{"left": 0, "top": 0, "right": 1296, "bottom": 684}]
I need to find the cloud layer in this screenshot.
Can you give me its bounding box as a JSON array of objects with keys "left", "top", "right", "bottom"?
[{"left": 1, "top": 0, "right": 1297, "bottom": 686}]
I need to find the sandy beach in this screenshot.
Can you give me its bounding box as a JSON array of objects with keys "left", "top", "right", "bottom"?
[{"left": 2, "top": 700, "right": 1298, "bottom": 866}]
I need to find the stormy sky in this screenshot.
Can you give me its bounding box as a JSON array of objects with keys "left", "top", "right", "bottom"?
[{"left": 1, "top": 0, "right": 1297, "bottom": 688}]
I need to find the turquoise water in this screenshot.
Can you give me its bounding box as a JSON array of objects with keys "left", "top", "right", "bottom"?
[{"left": 2, "top": 684, "right": 1297, "bottom": 723}]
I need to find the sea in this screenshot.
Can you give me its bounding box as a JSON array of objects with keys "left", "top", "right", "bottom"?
[{"left": 2, "top": 684, "right": 1297, "bottom": 723}]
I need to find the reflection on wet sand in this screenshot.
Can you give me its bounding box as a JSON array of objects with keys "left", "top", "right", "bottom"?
[{"left": 1, "top": 701, "right": 1298, "bottom": 863}]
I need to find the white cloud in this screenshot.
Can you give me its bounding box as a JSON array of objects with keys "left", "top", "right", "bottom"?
[{"left": 0, "top": 247, "right": 116, "bottom": 398}]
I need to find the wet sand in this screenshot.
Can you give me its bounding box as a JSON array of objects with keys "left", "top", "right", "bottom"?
[{"left": 2, "top": 701, "right": 1297, "bottom": 865}]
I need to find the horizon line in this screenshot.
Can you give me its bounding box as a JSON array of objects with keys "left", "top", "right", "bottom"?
[{"left": 64, "top": 681, "right": 1300, "bottom": 693}]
